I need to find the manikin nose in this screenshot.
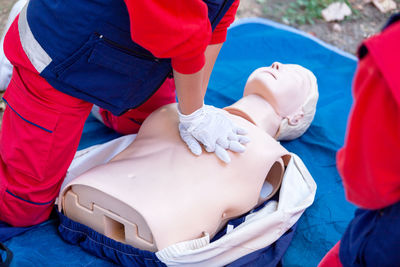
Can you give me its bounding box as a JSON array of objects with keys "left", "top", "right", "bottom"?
[{"left": 271, "top": 62, "right": 281, "bottom": 70}]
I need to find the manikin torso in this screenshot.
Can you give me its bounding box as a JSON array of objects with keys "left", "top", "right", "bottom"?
[
  {"left": 62, "top": 103, "right": 288, "bottom": 251},
  {"left": 61, "top": 62, "right": 317, "bottom": 253}
]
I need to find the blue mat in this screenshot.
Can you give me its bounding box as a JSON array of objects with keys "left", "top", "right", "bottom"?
[{"left": 3, "top": 18, "right": 357, "bottom": 266}]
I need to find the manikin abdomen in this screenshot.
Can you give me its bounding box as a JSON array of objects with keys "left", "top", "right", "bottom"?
[{"left": 61, "top": 104, "right": 289, "bottom": 252}]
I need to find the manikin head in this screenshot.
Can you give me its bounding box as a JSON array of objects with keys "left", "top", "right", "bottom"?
[{"left": 226, "top": 62, "right": 318, "bottom": 140}]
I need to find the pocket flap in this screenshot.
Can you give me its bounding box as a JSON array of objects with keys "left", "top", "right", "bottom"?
[{"left": 88, "top": 42, "right": 136, "bottom": 75}]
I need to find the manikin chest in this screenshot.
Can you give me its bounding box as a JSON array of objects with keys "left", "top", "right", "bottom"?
[{"left": 60, "top": 105, "right": 288, "bottom": 251}]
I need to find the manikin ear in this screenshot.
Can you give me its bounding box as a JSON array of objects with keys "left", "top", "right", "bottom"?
[
  {"left": 286, "top": 110, "right": 305, "bottom": 126},
  {"left": 272, "top": 67, "right": 318, "bottom": 141}
]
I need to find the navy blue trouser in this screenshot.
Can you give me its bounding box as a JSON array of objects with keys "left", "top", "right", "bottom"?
[{"left": 339, "top": 200, "right": 400, "bottom": 266}]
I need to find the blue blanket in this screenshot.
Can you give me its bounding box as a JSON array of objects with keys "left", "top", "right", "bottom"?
[{"left": 2, "top": 18, "right": 357, "bottom": 266}]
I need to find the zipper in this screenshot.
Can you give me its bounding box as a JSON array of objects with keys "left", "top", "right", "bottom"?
[
  {"left": 95, "top": 32, "right": 160, "bottom": 62},
  {"left": 93, "top": 33, "right": 173, "bottom": 114},
  {"left": 211, "top": 0, "right": 229, "bottom": 26}
]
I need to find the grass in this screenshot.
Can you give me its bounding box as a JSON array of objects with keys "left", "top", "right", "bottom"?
[
  {"left": 283, "top": 0, "right": 400, "bottom": 25},
  {"left": 283, "top": 0, "right": 359, "bottom": 25},
  {"left": 260, "top": 0, "right": 359, "bottom": 25}
]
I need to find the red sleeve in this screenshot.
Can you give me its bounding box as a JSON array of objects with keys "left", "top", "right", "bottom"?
[
  {"left": 336, "top": 54, "right": 400, "bottom": 209},
  {"left": 210, "top": 0, "right": 240, "bottom": 44},
  {"left": 123, "top": 0, "right": 211, "bottom": 74}
]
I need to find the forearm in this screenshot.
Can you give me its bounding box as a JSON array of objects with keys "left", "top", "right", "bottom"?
[
  {"left": 202, "top": 43, "right": 223, "bottom": 94},
  {"left": 175, "top": 43, "right": 223, "bottom": 115},
  {"left": 174, "top": 67, "right": 204, "bottom": 115}
]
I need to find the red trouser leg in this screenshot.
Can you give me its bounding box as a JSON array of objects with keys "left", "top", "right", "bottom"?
[
  {"left": 318, "top": 242, "right": 342, "bottom": 267},
  {"left": 0, "top": 17, "right": 93, "bottom": 226},
  {"left": 99, "top": 77, "right": 176, "bottom": 134},
  {"left": 0, "top": 67, "right": 92, "bottom": 227}
]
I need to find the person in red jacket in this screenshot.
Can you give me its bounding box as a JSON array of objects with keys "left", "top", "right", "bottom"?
[
  {"left": 97, "top": 0, "right": 242, "bottom": 136},
  {"left": 319, "top": 14, "right": 400, "bottom": 267},
  {"left": 0, "top": 0, "right": 246, "bottom": 227}
]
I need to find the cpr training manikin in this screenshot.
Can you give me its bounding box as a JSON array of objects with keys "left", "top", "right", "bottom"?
[{"left": 57, "top": 62, "right": 318, "bottom": 266}]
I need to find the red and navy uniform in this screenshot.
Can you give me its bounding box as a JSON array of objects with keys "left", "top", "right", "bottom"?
[
  {"left": 0, "top": 0, "right": 239, "bottom": 227},
  {"left": 319, "top": 15, "right": 400, "bottom": 267}
]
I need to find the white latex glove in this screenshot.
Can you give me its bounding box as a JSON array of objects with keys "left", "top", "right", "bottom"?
[{"left": 178, "top": 104, "right": 250, "bottom": 163}]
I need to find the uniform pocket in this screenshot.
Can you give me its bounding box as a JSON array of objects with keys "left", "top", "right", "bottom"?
[
  {"left": 52, "top": 26, "right": 172, "bottom": 115},
  {"left": 1, "top": 186, "right": 54, "bottom": 226},
  {"left": 1, "top": 78, "right": 59, "bottom": 182}
]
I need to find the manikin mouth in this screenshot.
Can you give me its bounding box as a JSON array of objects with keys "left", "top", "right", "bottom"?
[{"left": 263, "top": 70, "right": 278, "bottom": 80}]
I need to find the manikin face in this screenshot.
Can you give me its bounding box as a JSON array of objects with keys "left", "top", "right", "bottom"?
[{"left": 244, "top": 62, "right": 312, "bottom": 120}]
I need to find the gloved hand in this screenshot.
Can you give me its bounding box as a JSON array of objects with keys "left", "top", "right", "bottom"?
[{"left": 178, "top": 104, "right": 250, "bottom": 163}]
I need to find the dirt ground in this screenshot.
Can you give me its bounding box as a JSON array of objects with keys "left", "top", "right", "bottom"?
[
  {"left": 0, "top": 0, "right": 15, "bottom": 33},
  {"left": 237, "top": 0, "right": 399, "bottom": 54}
]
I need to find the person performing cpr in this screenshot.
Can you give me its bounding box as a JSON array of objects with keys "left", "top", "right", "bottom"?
[{"left": 0, "top": 0, "right": 248, "bottom": 227}]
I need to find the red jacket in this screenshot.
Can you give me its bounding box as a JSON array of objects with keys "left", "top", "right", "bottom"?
[
  {"left": 123, "top": 0, "right": 240, "bottom": 74},
  {"left": 337, "top": 21, "right": 400, "bottom": 209}
]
